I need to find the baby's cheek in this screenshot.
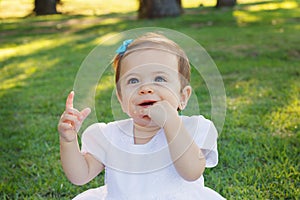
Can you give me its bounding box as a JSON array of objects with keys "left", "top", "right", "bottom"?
[{"left": 164, "top": 93, "right": 180, "bottom": 110}]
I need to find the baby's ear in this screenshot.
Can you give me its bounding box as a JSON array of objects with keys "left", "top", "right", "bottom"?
[{"left": 179, "top": 85, "right": 192, "bottom": 110}]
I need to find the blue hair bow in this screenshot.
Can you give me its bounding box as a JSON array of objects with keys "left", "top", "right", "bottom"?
[{"left": 116, "top": 39, "right": 133, "bottom": 55}]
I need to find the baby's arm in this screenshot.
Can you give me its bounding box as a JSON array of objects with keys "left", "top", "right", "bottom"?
[
  {"left": 58, "top": 91, "right": 104, "bottom": 185},
  {"left": 147, "top": 101, "right": 206, "bottom": 181}
]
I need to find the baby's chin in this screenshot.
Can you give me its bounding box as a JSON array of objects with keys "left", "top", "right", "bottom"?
[{"left": 132, "top": 116, "right": 159, "bottom": 128}]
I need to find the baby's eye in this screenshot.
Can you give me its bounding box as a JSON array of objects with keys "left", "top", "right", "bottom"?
[
  {"left": 154, "top": 76, "right": 166, "bottom": 82},
  {"left": 128, "top": 78, "right": 139, "bottom": 84}
]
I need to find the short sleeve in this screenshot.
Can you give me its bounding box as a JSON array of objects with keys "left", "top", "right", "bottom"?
[
  {"left": 81, "top": 123, "right": 108, "bottom": 164},
  {"left": 182, "top": 115, "right": 219, "bottom": 168}
]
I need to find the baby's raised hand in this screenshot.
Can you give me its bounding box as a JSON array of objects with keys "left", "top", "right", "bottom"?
[
  {"left": 145, "top": 100, "right": 178, "bottom": 128},
  {"left": 58, "top": 91, "right": 91, "bottom": 142}
]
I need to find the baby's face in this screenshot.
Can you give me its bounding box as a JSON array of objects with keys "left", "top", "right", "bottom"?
[{"left": 117, "top": 49, "right": 184, "bottom": 127}]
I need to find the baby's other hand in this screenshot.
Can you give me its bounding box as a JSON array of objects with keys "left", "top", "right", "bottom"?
[
  {"left": 146, "top": 100, "right": 178, "bottom": 128},
  {"left": 58, "top": 91, "right": 91, "bottom": 142}
]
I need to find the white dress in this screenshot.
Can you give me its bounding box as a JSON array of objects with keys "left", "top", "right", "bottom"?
[{"left": 74, "top": 115, "right": 225, "bottom": 200}]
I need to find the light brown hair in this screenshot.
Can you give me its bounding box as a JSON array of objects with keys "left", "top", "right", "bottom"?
[{"left": 113, "top": 33, "right": 190, "bottom": 95}]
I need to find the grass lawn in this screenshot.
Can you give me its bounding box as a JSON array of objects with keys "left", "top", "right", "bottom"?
[{"left": 0, "top": 0, "right": 299, "bottom": 199}]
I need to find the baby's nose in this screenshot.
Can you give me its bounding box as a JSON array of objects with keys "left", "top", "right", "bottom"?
[{"left": 138, "top": 86, "right": 154, "bottom": 95}]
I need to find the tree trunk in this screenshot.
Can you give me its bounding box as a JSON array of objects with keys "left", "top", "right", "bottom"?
[
  {"left": 216, "top": 0, "right": 236, "bottom": 8},
  {"left": 138, "top": 0, "right": 183, "bottom": 19},
  {"left": 34, "top": 0, "right": 58, "bottom": 15}
]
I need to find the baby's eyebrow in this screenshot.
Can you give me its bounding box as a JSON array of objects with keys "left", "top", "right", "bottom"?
[
  {"left": 154, "top": 71, "right": 167, "bottom": 74},
  {"left": 122, "top": 72, "right": 140, "bottom": 80},
  {"left": 152, "top": 71, "right": 169, "bottom": 75},
  {"left": 152, "top": 70, "right": 177, "bottom": 77}
]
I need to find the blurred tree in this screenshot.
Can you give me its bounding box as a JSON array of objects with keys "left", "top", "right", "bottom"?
[
  {"left": 138, "top": 0, "right": 183, "bottom": 19},
  {"left": 34, "top": 0, "right": 59, "bottom": 15},
  {"left": 216, "top": 0, "right": 236, "bottom": 8}
]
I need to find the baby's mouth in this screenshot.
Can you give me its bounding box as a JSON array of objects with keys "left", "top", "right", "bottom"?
[{"left": 138, "top": 100, "right": 157, "bottom": 108}]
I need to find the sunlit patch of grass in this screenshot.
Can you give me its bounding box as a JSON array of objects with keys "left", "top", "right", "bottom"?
[
  {"left": 0, "top": 56, "right": 62, "bottom": 95},
  {"left": 1, "top": 39, "right": 62, "bottom": 60},
  {"left": 233, "top": 10, "right": 261, "bottom": 24},
  {"left": 245, "top": 1, "right": 298, "bottom": 11},
  {"left": 0, "top": 62, "right": 37, "bottom": 90},
  {"left": 184, "top": 0, "right": 217, "bottom": 7},
  {"left": 264, "top": 84, "right": 300, "bottom": 136},
  {"left": 0, "top": 0, "right": 34, "bottom": 19},
  {"left": 0, "top": 0, "right": 215, "bottom": 19},
  {"left": 92, "top": 31, "right": 124, "bottom": 47},
  {"left": 227, "top": 74, "right": 300, "bottom": 136},
  {"left": 59, "top": 0, "right": 138, "bottom": 15},
  {"left": 227, "top": 79, "right": 258, "bottom": 110},
  {"left": 233, "top": 0, "right": 299, "bottom": 25},
  {"left": 0, "top": 0, "right": 138, "bottom": 18},
  {"left": 96, "top": 73, "right": 114, "bottom": 93},
  {"left": 0, "top": 37, "right": 70, "bottom": 93}
]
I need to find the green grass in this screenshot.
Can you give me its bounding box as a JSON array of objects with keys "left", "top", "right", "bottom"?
[{"left": 1, "top": 0, "right": 299, "bottom": 199}]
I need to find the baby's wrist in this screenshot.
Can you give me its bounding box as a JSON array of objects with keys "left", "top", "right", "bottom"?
[
  {"left": 60, "top": 135, "right": 77, "bottom": 144},
  {"left": 164, "top": 114, "right": 181, "bottom": 130}
]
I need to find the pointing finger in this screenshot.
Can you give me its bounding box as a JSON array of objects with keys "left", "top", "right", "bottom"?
[
  {"left": 66, "top": 91, "right": 74, "bottom": 109},
  {"left": 80, "top": 107, "right": 91, "bottom": 121}
]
